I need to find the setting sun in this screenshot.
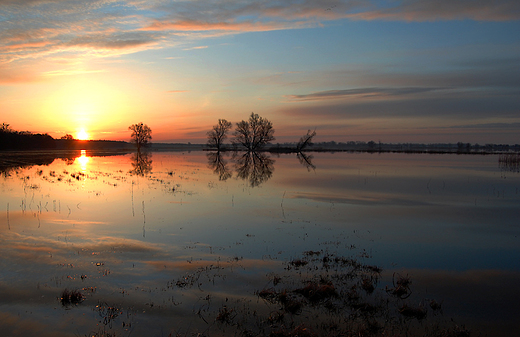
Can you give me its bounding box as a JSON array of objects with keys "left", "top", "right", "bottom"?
[{"left": 76, "top": 130, "right": 89, "bottom": 140}]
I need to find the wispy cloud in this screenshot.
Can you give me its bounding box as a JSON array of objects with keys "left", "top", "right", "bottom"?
[
  {"left": 42, "top": 69, "right": 105, "bottom": 77},
  {"left": 285, "top": 87, "right": 448, "bottom": 101},
  {"left": 449, "top": 122, "right": 520, "bottom": 130},
  {"left": 182, "top": 45, "right": 208, "bottom": 51},
  {"left": 345, "top": 0, "right": 520, "bottom": 22}
]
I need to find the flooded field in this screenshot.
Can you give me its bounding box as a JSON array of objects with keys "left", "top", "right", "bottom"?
[{"left": 0, "top": 150, "right": 519, "bottom": 336}]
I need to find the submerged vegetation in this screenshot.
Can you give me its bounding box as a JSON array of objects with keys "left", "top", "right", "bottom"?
[
  {"left": 499, "top": 153, "right": 520, "bottom": 172},
  {"left": 165, "top": 251, "right": 470, "bottom": 337}
]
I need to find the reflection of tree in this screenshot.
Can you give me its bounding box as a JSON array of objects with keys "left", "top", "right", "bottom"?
[
  {"left": 297, "top": 152, "right": 316, "bottom": 171},
  {"left": 207, "top": 151, "right": 232, "bottom": 181},
  {"left": 234, "top": 151, "right": 275, "bottom": 187},
  {"left": 130, "top": 151, "right": 152, "bottom": 176}
]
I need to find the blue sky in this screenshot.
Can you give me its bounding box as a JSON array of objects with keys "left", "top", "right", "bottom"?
[{"left": 1, "top": 0, "right": 519, "bottom": 143}]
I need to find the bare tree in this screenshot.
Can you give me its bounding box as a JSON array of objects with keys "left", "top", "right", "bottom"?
[
  {"left": 233, "top": 113, "right": 275, "bottom": 151},
  {"left": 207, "top": 119, "right": 232, "bottom": 150},
  {"left": 129, "top": 122, "right": 152, "bottom": 150},
  {"left": 296, "top": 129, "right": 316, "bottom": 152}
]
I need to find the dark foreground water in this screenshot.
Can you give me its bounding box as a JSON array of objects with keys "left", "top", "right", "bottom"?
[{"left": 0, "top": 150, "right": 519, "bottom": 336}]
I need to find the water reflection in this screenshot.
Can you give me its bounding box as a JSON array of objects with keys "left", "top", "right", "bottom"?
[
  {"left": 76, "top": 149, "right": 90, "bottom": 171},
  {"left": 206, "top": 151, "right": 232, "bottom": 181},
  {"left": 297, "top": 152, "right": 316, "bottom": 171},
  {"left": 207, "top": 150, "right": 316, "bottom": 186},
  {"left": 0, "top": 152, "right": 519, "bottom": 336},
  {"left": 129, "top": 150, "right": 152, "bottom": 176},
  {"left": 234, "top": 151, "right": 275, "bottom": 187}
]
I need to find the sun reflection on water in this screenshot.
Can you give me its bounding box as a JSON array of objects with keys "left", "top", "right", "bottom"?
[{"left": 76, "top": 150, "right": 89, "bottom": 171}]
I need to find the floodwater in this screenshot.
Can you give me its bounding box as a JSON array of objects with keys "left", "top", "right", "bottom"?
[{"left": 0, "top": 150, "right": 519, "bottom": 337}]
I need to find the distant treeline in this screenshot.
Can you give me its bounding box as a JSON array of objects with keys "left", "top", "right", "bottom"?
[
  {"left": 0, "top": 127, "right": 131, "bottom": 151},
  {"left": 267, "top": 141, "right": 520, "bottom": 154}
]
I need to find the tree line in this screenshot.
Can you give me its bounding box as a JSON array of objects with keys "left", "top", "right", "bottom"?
[{"left": 0, "top": 123, "right": 55, "bottom": 150}]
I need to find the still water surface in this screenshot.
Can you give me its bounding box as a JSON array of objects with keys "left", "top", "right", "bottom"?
[{"left": 0, "top": 151, "right": 519, "bottom": 336}]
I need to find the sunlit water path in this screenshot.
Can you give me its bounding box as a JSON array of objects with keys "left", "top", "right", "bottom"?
[{"left": 0, "top": 151, "right": 519, "bottom": 336}]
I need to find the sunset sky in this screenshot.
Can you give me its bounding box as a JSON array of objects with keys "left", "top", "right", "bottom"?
[{"left": 1, "top": 0, "right": 519, "bottom": 144}]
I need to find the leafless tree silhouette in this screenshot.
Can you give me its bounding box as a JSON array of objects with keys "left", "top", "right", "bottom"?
[
  {"left": 129, "top": 122, "right": 152, "bottom": 151},
  {"left": 296, "top": 129, "right": 316, "bottom": 152},
  {"left": 233, "top": 113, "right": 274, "bottom": 151},
  {"left": 207, "top": 119, "right": 232, "bottom": 150}
]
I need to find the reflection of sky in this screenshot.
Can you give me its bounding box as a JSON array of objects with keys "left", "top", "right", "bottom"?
[{"left": 0, "top": 152, "right": 519, "bottom": 336}]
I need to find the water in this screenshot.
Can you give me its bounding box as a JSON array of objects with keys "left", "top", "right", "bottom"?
[{"left": 0, "top": 150, "right": 519, "bottom": 336}]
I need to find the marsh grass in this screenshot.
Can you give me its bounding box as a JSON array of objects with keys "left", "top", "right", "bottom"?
[
  {"left": 60, "top": 288, "right": 84, "bottom": 307},
  {"left": 499, "top": 153, "right": 520, "bottom": 172}
]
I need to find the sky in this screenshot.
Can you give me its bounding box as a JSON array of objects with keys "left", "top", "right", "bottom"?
[{"left": 1, "top": 0, "right": 519, "bottom": 144}]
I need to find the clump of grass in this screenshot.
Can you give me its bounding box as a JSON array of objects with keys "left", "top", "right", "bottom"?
[
  {"left": 60, "top": 288, "right": 84, "bottom": 307},
  {"left": 270, "top": 324, "right": 317, "bottom": 337},
  {"left": 386, "top": 273, "right": 412, "bottom": 299},
  {"left": 287, "top": 259, "right": 308, "bottom": 269},
  {"left": 398, "top": 303, "right": 427, "bottom": 320},
  {"left": 294, "top": 280, "right": 337, "bottom": 303},
  {"left": 430, "top": 299, "right": 443, "bottom": 312},
  {"left": 216, "top": 305, "right": 236, "bottom": 324},
  {"left": 361, "top": 276, "right": 376, "bottom": 294}
]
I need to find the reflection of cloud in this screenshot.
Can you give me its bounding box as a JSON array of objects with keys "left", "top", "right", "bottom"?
[
  {"left": 146, "top": 258, "right": 278, "bottom": 271},
  {"left": 290, "top": 191, "right": 430, "bottom": 206},
  {"left": 0, "top": 311, "right": 70, "bottom": 337},
  {"left": 387, "top": 268, "right": 520, "bottom": 335}
]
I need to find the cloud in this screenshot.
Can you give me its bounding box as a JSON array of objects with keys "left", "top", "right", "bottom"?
[
  {"left": 66, "top": 32, "right": 160, "bottom": 50},
  {"left": 167, "top": 90, "right": 189, "bottom": 93},
  {"left": 345, "top": 0, "right": 520, "bottom": 22},
  {"left": 449, "top": 122, "right": 520, "bottom": 130},
  {"left": 2, "top": 0, "right": 519, "bottom": 68},
  {"left": 142, "top": 19, "right": 315, "bottom": 34},
  {"left": 280, "top": 92, "right": 520, "bottom": 120},
  {"left": 285, "top": 87, "right": 448, "bottom": 101},
  {"left": 42, "top": 69, "right": 105, "bottom": 77},
  {"left": 182, "top": 45, "right": 208, "bottom": 51}
]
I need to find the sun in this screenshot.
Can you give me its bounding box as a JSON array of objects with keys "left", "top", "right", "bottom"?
[{"left": 76, "top": 130, "right": 90, "bottom": 140}]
